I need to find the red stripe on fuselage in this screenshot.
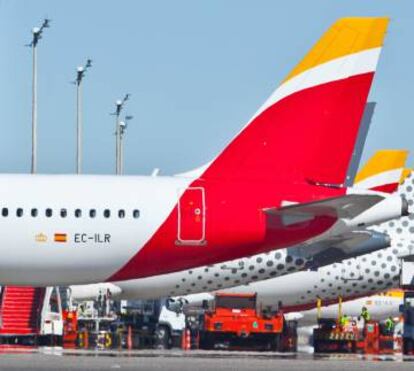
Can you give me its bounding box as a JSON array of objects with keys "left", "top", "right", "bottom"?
[{"left": 109, "top": 73, "right": 375, "bottom": 282}]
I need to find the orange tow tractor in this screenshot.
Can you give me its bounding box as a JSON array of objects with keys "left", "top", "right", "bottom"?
[{"left": 198, "top": 293, "right": 284, "bottom": 350}]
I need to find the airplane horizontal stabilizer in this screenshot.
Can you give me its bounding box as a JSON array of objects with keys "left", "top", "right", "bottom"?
[
  {"left": 264, "top": 191, "right": 406, "bottom": 243},
  {"left": 265, "top": 194, "right": 383, "bottom": 223}
]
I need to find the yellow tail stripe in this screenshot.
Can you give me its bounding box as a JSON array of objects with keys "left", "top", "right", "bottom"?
[
  {"left": 401, "top": 168, "right": 412, "bottom": 184},
  {"left": 283, "top": 17, "right": 389, "bottom": 83},
  {"left": 354, "top": 149, "right": 408, "bottom": 183}
]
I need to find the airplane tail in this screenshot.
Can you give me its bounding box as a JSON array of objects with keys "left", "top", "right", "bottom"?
[
  {"left": 194, "top": 18, "right": 389, "bottom": 186},
  {"left": 354, "top": 150, "right": 409, "bottom": 193}
]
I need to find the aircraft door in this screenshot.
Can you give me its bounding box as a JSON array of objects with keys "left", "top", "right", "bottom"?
[{"left": 177, "top": 187, "right": 206, "bottom": 245}]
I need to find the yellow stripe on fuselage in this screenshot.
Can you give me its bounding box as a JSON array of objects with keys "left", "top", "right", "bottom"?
[
  {"left": 283, "top": 17, "right": 389, "bottom": 84},
  {"left": 383, "top": 289, "right": 404, "bottom": 298}
]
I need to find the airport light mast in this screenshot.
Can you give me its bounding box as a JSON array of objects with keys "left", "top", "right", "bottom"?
[
  {"left": 74, "top": 59, "right": 92, "bottom": 174},
  {"left": 113, "top": 94, "right": 130, "bottom": 175},
  {"left": 28, "top": 18, "right": 50, "bottom": 174},
  {"left": 119, "top": 115, "right": 133, "bottom": 175}
]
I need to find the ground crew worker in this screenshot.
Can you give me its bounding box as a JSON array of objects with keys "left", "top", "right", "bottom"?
[
  {"left": 361, "top": 306, "right": 371, "bottom": 323},
  {"left": 384, "top": 316, "right": 395, "bottom": 335}
]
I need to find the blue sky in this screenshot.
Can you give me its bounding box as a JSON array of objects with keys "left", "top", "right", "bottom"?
[{"left": 0, "top": 0, "right": 413, "bottom": 175}]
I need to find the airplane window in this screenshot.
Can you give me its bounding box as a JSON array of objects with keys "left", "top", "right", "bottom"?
[
  {"left": 89, "top": 209, "right": 96, "bottom": 218},
  {"left": 60, "top": 208, "right": 67, "bottom": 218},
  {"left": 74, "top": 209, "right": 82, "bottom": 218},
  {"left": 133, "top": 209, "right": 140, "bottom": 219},
  {"left": 45, "top": 208, "right": 53, "bottom": 217},
  {"left": 103, "top": 209, "right": 110, "bottom": 218},
  {"left": 31, "top": 208, "right": 38, "bottom": 217},
  {"left": 1, "top": 208, "right": 8, "bottom": 217},
  {"left": 118, "top": 209, "right": 125, "bottom": 218},
  {"left": 16, "top": 208, "right": 23, "bottom": 217}
]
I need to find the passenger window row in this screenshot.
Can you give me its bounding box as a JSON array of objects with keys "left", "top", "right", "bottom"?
[{"left": 1, "top": 207, "right": 140, "bottom": 219}]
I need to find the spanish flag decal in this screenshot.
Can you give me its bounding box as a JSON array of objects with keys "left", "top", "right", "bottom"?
[{"left": 54, "top": 233, "right": 67, "bottom": 243}]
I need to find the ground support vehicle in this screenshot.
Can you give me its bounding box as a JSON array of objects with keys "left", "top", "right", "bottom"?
[
  {"left": 400, "top": 259, "right": 414, "bottom": 355},
  {"left": 279, "top": 319, "right": 298, "bottom": 352},
  {"left": 75, "top": 298, "right": 185, "bottom": 350},
  {"left": 76, "top": 316, "right": 115, "bottom": 349},
  {"left": 0, "top": 286, "right": 63, "bottom": 346},
  {"left": 197, "top": 293, "right": 284, "bottom": 351},
  {"left": 399, "top": 290, "right": 414, "bottom": 355},
  {"left": 401, "top": 296, "right": 414, "bottom": 355},
  {"left": 115, "top": 299, "right": 185, "bottom": 349},
  {"left": 313, "top": 318, "right": 396, "bottom": 354}
]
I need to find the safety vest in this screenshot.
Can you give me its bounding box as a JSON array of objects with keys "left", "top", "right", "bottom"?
[
  {"left": 361, "top": 310, "right": 371, "bottom": 321},
  {"left": 340, "top": 316, "right": 349, "bottom": 326},
  {"left": 385, "top": 318, "right": 394, "bottom": 331}
]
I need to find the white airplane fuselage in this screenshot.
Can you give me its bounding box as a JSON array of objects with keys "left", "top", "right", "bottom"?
[
  {"left": 0, "top": 173, "right": 369, "bottom": 286},
  {"left": 0, "top": 174, "right": 190, "bottom": 285}
]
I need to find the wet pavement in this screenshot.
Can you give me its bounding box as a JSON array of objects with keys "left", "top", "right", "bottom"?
[{"left": 0, "top": 348, "right": 413, "bottom": 371}]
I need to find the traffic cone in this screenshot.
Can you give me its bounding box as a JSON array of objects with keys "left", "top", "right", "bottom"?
[
  {"left": 181, "top": 329, "right": 190, "bottom": 350},
  {"left": 127, "top": 325, "right": 133, "bottom": 350},
  {"left": 186, "top": 329, "right": 191, "bottom": 350}
]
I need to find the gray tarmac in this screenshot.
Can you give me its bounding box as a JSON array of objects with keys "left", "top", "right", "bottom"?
[{"left": 0, "top": 348, "right": 413, "bottom": 371}]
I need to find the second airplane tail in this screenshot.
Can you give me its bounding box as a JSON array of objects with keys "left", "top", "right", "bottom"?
[{"left": 354, "top": 150, "right": 409, "bottom": 193}]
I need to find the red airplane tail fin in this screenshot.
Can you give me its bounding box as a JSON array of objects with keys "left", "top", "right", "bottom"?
[{"left": 190, "top": 18, "right": 389, "bottom": 186}]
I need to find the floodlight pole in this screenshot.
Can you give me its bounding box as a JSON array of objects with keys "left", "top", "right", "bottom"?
[
  {"left": 115, "top": 105, "right": 121, "bottom": 175},
  {"left": 114, "top": 95, "right": 130, "bottom": 175},
  {"left": 119, "top": 115, "right": 133, "bottom": 175},
  {"left": 75, "top": 59, "right": 92, "bottom": 174},
  {"left": 29, "top": 19, "right": 50, "bottom": 174},
  {"left": 119, "top": 123, "right": 124, "bottom": 175},
  {"left": 31, "top": 39, "right": 38, "bottom": 174},
  {"left": 76, "top": 74, "right": 82, "bottom": 174}
]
